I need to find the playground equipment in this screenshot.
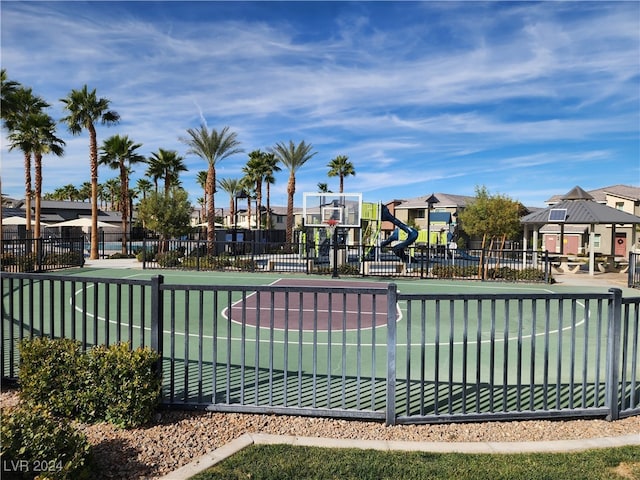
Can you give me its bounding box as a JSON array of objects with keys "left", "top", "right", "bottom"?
[{"left": 378, "top": 204, "right": 418, "bottom": 262}]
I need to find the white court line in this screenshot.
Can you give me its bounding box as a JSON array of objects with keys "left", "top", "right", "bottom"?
[{"left": 71, "top": 282, "right": 590, "bottom": 348}]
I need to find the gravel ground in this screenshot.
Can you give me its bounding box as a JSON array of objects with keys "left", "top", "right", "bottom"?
[{"left": 2, "top": 388, "right": 639, "bottom": 480}]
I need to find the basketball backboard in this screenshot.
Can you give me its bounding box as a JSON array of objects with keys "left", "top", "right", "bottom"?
[{"left": 303, "top": 192, "right": 362, "bottom": 228}]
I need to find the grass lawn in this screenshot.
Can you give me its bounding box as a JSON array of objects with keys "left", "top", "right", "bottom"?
[{"left": 190, "top": 444, "right": 640, "bottom": 480}]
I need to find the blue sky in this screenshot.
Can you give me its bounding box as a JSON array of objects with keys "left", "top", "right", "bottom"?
[{"left": 1, "top": 1, "right": 639, "bottom": 209}]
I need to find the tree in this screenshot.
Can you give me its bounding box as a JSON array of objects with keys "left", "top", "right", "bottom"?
[
  {"left": 181, "top": 125, "right": 242, "bottom": 247},
  {"left": 195, "top": 170, "right": 208, "bottom": 222},
  {"left": 272, "top": 140, "right": 316, "bottom": 244},
  {"left": 26, "top": 113, "right": 65, "bottom": 239},
  {"left": 457, "top": 185, "right": 524, "bottom": 277},
  {"left": 137, "top": 188, "right": 192, "bottom": 248},
  {"left": 78, "top": 182, "right": 92, "bottom": 202},
  {"left": 4, "top": 87, "right": 49, "bottom": 235},
  {"left": 327, "top": 155, "right": 355, "bottom": 193},
  {"left": 262, "top": 153, "right": 280, "bottom": 230},
  {"left": 146, "top": 149, "right": 186, "bottom": 197},
  {"left": 60, "top": 85, "right": 120, "bottom": 260},
  {"left": 135, "top": 178, "right": 153, "bottom": 201},
  {"left": 242, "top": 150, "right": 275, "bottom": 229},
  {"left": 99, "top": 134, "right": 145, "bottom": 254},
  {"left": 317, "top": 182, "right": 331, "bottom": 193},
  {"left": 218, "top": 177, "right": 242, "bottom": 227}
]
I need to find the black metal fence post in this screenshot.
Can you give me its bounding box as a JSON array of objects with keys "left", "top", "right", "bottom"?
[
  {"left": 606, "top": 287, "right": 622, "bottom": 420},
  {"left": 150, "top": 275, "right": 164, "bottom": 384},
  {"left": 385, "top": 282, "right": 398, "bottom": 426}
]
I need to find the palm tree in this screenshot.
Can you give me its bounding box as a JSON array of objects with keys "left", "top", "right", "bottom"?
[
  {"left": 0, "top": 69, "right": 20, "bottom": 124},
  {"left": 4, "top": 87, "right": 49, "bottom": 235},
  {"left": 272, "top": 140, "right": 317, "bottom": 244},
  {"left": 27, "top": 113, "right": 65, "bottom": 239},
  {"left": 60, "top": 85, "right": 120, "bottom": 260},
  {"left": 181, "top": 125, "right": 242, "bottom": 247},
  {"left": 103, "top": 178, "right": 120, "bottom": 211},
  {"left": 217, "top": 178, "right": 242, "bottom": 227},
  {"left": 78, "top": 182, "right": 92, "bottom": 202},
  {"left": 317, "top": 182, "right": 331, "bottom": 193},
  {"left": 196, "top": 170, "right": 208, "bottom": 222},
  {"left": 327, "top": 155, "right": 355, "bottom": 193},
  {"left": 263, "top": 153, "right": 280, "bottom": 230},
  {"left": 243, "top": 150, "right": 276, "bottom": 230},
  {"left": 146, "top": 149, "right": 186, "bottom": 197},
  {"left": 135, "top": 178, "right": 153, "bottom": 200},
  {"left": 99, "top": 134, "right": 145, "bottom": 254}
]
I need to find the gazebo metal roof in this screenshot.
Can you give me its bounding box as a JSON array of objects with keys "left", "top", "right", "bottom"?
[{"left": 521, "top": 186, "right": 640, "bottom": 226}]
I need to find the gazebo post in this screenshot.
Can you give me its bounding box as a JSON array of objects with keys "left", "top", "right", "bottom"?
[{"left": 589, "top": 224, "right": 596, "bottom": 276}]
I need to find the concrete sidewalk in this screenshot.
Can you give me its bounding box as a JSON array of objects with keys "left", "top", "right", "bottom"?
[{"left": 83, "top": 258, "right": 142, "bottom": 269}]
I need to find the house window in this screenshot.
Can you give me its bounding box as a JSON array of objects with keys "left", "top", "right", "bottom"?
[
  {"left": 615, "top": 202, "right": 624, "bottom": 211},
  {"left": 593, "top": 234, "right": 601, "bottom": 249},
  {"left": 415, "top": 210, "right": 425, "bottom": 219}
]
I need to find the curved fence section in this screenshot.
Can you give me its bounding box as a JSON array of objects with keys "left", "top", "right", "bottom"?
[{"left": 2, "top": 273, "right": 638, "bottom": 424}]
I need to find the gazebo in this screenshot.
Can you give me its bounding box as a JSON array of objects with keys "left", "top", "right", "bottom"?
[{"left": 521, "top": 186, "right": 640, "bottom": 275}]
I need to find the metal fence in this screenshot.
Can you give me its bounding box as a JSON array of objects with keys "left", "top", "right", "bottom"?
[
  {"left": 629, "top": 252, "right": 640, "bottom": 289},
  {"left": 1, "top": 237, "right": 85, "bottom": 273},
  {"left": 2, "top": 272, "right": 638, "bottom": 424},
  {"left": 140, "top": 238, "right": 551, "bottom": 282}
]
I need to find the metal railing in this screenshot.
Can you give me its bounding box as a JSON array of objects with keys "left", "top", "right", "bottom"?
[
  {"left": 2, "top": 272, "right": 638, "bottom": 424},
  {"left": 629, "top": 252, "right": 640, "bottom": 288},
  {"left": 139, "top": 238, "right": 551, "bottom": 282},
  {"left": 1, "top": 237, "right": 85, "bottom": 272}
]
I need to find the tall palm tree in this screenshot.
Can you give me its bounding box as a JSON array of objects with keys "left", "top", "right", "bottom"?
[
  {"left": 263, "top": 153, "right": 280, "bottom": 230},
  {"left": 4, "top": 87, "right": 49, "bottom": 235},
  {"left": 99, "top": 134, "right": 145, "bottom": 254},
  {"left": 60, "top": 85, "right": 120, "bottom": 260},
  {"left": 243, "top": 150, "right": 276, "bottom": 230},
  {"left": 146, "top": 148, "right": 186, "bottom": 197},
  {"left": 0, "top": 69, "right": 20, "bottom": 124},
  {"left": 272, "top": 140, "right": 317, "bottom": 244},
  {"left": 317, "top": 182, "right": 330, "bottom": 193},
  {"left": 27, "top": 112, "right": 65, "bottom": 239},
  {"left": 135, "top": 178, "right": 153, "bottom": 200},
  {"left": 217, "top": 177, "right": 242, "bottom": 227},
  {"left": 196, "top": 170, "right": 208, "bottom": 222},
  {"left": 181, "top": 125, "right": 242, "bottom": 246},
  {"left": 78, "top": 182, "right": 92, "bottom": 202},
  {"left": 327, "top": 155, "right": 355, "bottom": 193},
  {"left": 103, "top": 178, "right": 120, "bottom": 211}
]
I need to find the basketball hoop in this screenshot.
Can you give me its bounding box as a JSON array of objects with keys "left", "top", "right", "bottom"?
[{"left": 323, "top": 218, "right": 340, "bottom": 237}]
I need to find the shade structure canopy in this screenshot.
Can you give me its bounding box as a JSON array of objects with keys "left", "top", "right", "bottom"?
[
  {"left": 521, "top": 186, "right": 640, "bottom": 226},
  {"left": 49, "top": 218, "right": 118, "bottom": 228},
  {"left": 520, "top": 186, "right": 640, "bottom": 275},
  {"left": 1, "top": 216, "right": 50, "bottom": 226}
]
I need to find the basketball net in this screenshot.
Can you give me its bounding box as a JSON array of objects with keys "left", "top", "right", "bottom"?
[{"left": 323, "top": 218, "right": 340, "bottom": 238}]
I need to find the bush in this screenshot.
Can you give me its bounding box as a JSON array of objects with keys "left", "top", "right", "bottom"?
[
  {"left": 43, "top": 251, "right": 84, "bottom": 267},
  {"left": 18, "top": 338, "right": 85, "bottom": 418},
  {"left": 86, "top": 343, "right": 162, "bottom": 428},
  {"left": 18, "top": 338, "right": 161, "bottom": 428},
  {"left": 0, "top": 404, "right": 93, "bottom": 480},
  {"left": 156, "top": 250, "right": 183, "bottom": 268}
]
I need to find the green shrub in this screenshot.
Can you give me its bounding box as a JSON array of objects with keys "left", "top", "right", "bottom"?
[
  {"left": 108, "top": 252, "right": 135, "bottom": 259},
  {"left": 18, "top": 338, "right": 85, "bottom": 418},
  {"left": 43, "top": 251, "right": 84, "bottom": 266},
  {"left": 87, "top": 343, "right": 161, "bottom": 428},
  {"left": 0, "top": 404, "right": 93, "bottom": 480},
  {"left": 18, "top": 338, "right": 161, "bottom": 429},
  {"left": 156, "top": 250, "right": 183, "bottom": 267}
]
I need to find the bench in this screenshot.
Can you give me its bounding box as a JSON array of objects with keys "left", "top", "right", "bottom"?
[
  {"left": 363, "top": 262, "right": 405, "bottom": 275},
  {"left": 551, "top": 256, "right": 583, "bottom": 274}
]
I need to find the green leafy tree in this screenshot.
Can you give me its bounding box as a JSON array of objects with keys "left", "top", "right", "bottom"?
[
  {"left": 272, "top": 140, "right": 317, "bottom": 243},
  {"left": 327, "top": 154, "right": 355, "bottom": 193},
  {"left": 137, "top": 188, "right": 192, "bottom": 248},
  {"left": 243, "top": 150, "right": 276, "bottom": 229},
  {"left": 458, "top": 185, "right": 524, "bottom": 275},
  {"left": 181, "top": 125, "right": 242, "bottom": 247},
  {"left": 60, "top": 85, "right": 120, "bottom": 259},
  {"left": 99, "top": 134, "right": 145, "bottom": 254}
]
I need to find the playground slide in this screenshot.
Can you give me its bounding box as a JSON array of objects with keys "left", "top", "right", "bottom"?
[{"left": 380, "top": 205, "right": 418, "bottom": 262}]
